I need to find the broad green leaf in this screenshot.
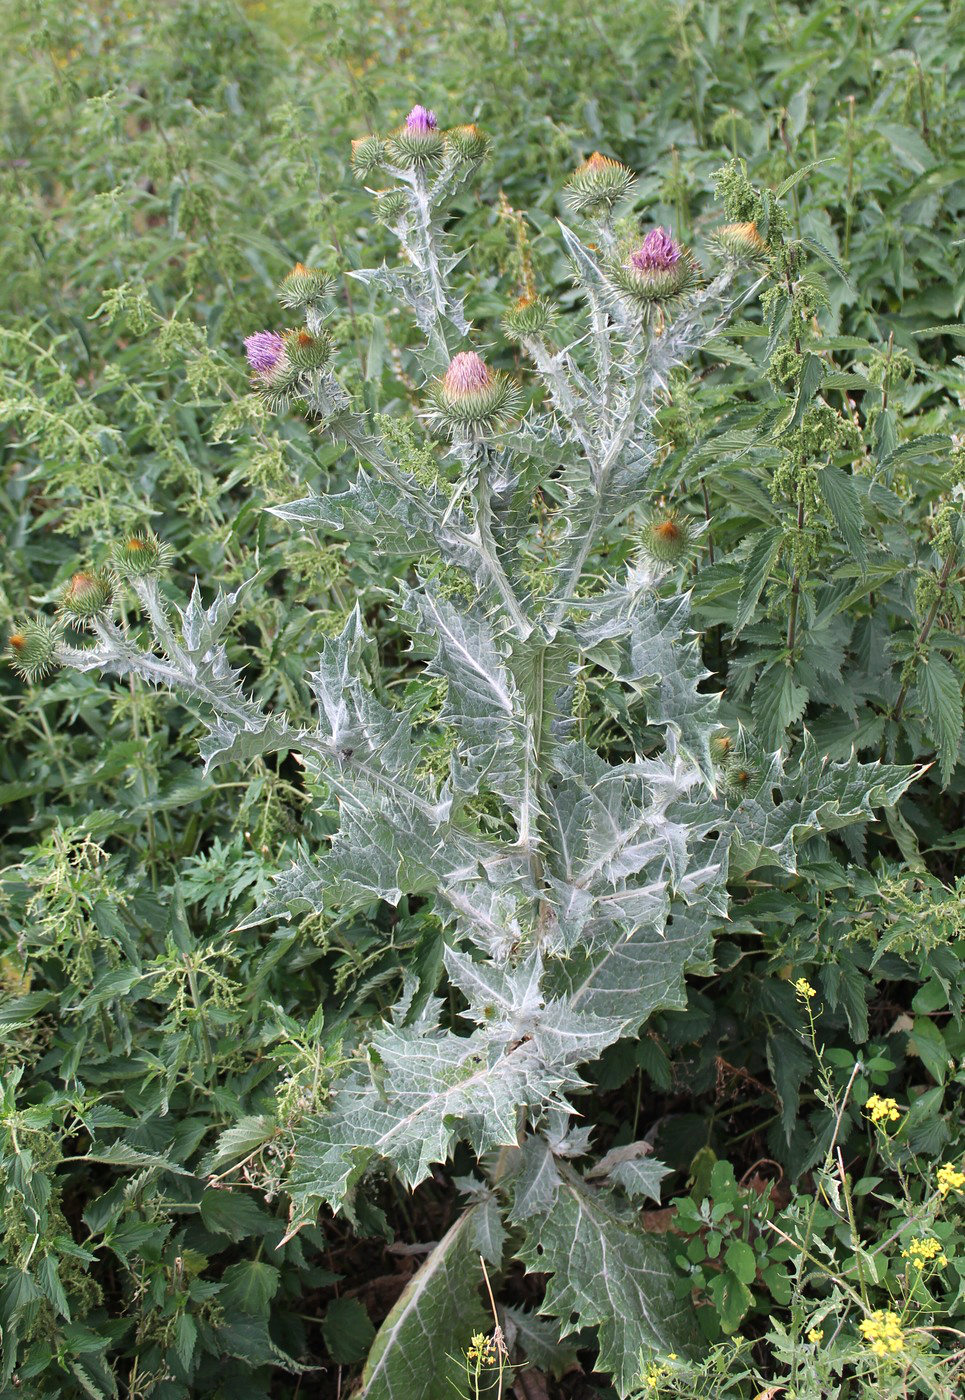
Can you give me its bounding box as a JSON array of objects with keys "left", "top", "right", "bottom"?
[
  {"left": 916, "top": 651, "right": 963, "bottom": 787},
  {"left": 517, "top": 1174, "right": 695, "bottom": 1396},
  {"left": 360, "top": 1208, "right": 488, "bottom": 1400}
]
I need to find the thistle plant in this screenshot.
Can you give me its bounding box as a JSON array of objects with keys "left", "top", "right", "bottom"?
[{"left": 9, "top": 115, "right": 921, "bottom": 1395}]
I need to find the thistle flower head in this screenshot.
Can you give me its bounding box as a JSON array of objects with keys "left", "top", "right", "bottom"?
[
  {"left": 278, "top": 262, "right": 334, "bottom": 311},
  {"left": 713, "top": 220, "right": 768, "bottom": 262},
  {"left": 639, "top": 506, "right": 695, "bottom": 564},
  {"left": 502, "top": 293, "right": 556, "bottom": 341},
  {"left": 430, "top": 351, "right": 520, "bottom": 436},
  {"left": 565, "top": 152, "right": 634, "bottom": 219},
  {"left": 405, "top": 105, "right": 437, "bottom": 133},
  {"left": 629, "top": 227, "right": 681, "bottom": 271},
  {"left": 611, "top": 228, "right": 701, "bottom": 307},
  {"left": 376, "top": 189, "right": 409, "bottom": 226},
  {"left": 244, "top": 331, "right": 286, "bottom": 377},
  {"left": 8, "top": 619, "right": 60, "bottom": 682},
  {"left": 387, "top": 105, "right": 445, "bottom": 168},
  {"left": 351, "top": 134, "right": 386, "bottom": 178},
  {"left": 282, "top": 327, "right": 332, "bottom": 371},
  {"left": 444, "top": 351, "right": 491, "bottom": 397},
  {"left": 60, "top": 570, "right": 113, "bottom": 624},
  {"left": 447, "top": 123, "right": 488, "bottom": 165},
  {"left": 112, "top": 531, "right": 170, "bottom": 580}
]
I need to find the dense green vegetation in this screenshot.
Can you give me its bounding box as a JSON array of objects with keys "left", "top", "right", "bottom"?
[{"left": 1, "top": 1, "right": 963, "bottom": 1396}]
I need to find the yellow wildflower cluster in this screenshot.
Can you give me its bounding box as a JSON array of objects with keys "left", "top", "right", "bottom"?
[
  {"left": 902, "top": 1236, "right": 947, "bottom": 1269},
  {"left": 466, "top": 1332, "right": 497, "bottom": 1366},
  {"left": 937, "top": 1162, "right": 965, "bottom": 1198},
  {"left": 859, "top": 1309, "right": 905, "bottom": 1359},
  {"left": 794, "top": 977, "right": 817, "bottom": 1000},
  {"left": 807, "top": 1328, "right": 824, "bottom": 1344},
  {"left": 642, "top": 1355, "right": 679, "bottom": 1389},
  {"left": 864, "top": 1094, "right": 901, "bottom": 1126}
]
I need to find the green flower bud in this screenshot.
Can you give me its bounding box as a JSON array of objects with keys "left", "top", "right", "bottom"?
[
  {"left": 8, "top": 619, "right": 60, "bottom": 682},
  {"left": 639, "top": 507, "right": 695, "bottom": 564},
  {"left": 60, "top": 570, "right": 113, "bottom": 623},
  {"left": 112, "top": 532, "right": 169, "bottom": 580},
  {"left": 501, "top": 294, "right": 556, "bottom": 341},
  {"left": 385, "top": 109, "right": 445, "bottom": 170},
  {"left": 351, "top": 134, "right": 386, "bottom": 179},
  {"left": 565, "top": 152, "right": 634, "bottom": 220},
  {"left": 446, "top": 123, "right": 488, "bottom": 165},
  {"left": 610, "top": 229, "right": 702, "bottom": 308},
  {"left": 429, "top": 351, "right": 520, "bottom": 436},
  {"left": 375, "top": 189, "right": 409, "bottom": 226},
  {"left": 278, "top": 262, "right": 334, "bottom": 311},
  {"left": 713, "top": 220, "right": 768, "bottom": 263},
  {"left": 282, "top": 327, "right": 332, "bottom": 372}
]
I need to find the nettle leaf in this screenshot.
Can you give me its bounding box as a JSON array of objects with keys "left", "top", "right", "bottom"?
[
  {"left": 916, "top": 651, "right": 963, "bottom": 787},
  {"left": 359, "top": 1208, "right": 488, "bottom": 1400},
  {"left": 517, "top": 1172, "right": 695, "bottom": 1396}
]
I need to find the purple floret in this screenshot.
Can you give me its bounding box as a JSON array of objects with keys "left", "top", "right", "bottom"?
[
  {"left": 629, "top": 227, "right": 681, "bottom": 271},
  {"left": 244, "top": 331, "right": 285, "bottom": 375},
  {"left": 405, "top": 105, "right": 438, "bottom": 134}
]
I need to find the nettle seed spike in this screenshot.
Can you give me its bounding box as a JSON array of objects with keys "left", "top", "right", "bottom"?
[
  {"left": 60, "top": 570, "right": 113, "bottom": 623},
  {"left": 8, "top": 619, "right": 60, "bottom": 681},
  {"left": 113, "top": 531, "right": 169, "bottom": 580},
  {"left": 565, "top": 151, "right": 634, "bottom": 219}
]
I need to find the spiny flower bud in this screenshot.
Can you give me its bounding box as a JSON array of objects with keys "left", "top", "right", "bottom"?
[
  {"left": 611, "top": 227, "right": 701, "bottom": 306},
  {"left": 386, "top": 105, "right": 445, "bottom": 168},
  {"left": 502, "top": 294, "right": 556, "bottom": 341},
  {"left": 244, "top": 331, "right": 287, "bottom": 378},
  {"left": 710, "top": 731, "right": 734, "bottom": 764},
  {"left": 376, "top": 189, "right": 409, "bottom": 226},
  {"left": 446, "top": 123, "right": 488, "bottom": 165},
  {"left": 724, "top": 754, "right": 762, "bottom": 800},
  {"left": 713, "top": 220, "right": 768, "bottom": 262},
  {"left": 8, "top": 619, "right": 60, "bottom": 682},
  {"left": 60, "top": 570, "right": 113, "bottom": 623},
  {"left": 278, "top": 262, "right": 334, "bottom": 311},
  {"left": 112, "top": 531, "right": 170, "bottom": 580},
  {"left": 282, "top": 327, "right": 332, "bottom": 372},
  {"left": 565, "top": 152, "right": 634, "bottom": 219},
  {"left": 429, "top": 351, "right": 520, "bottom": 435},
  {"left": 639, "top": 507, "right": 695, "bottom": 564},
  {"left": 351, "top": 134, "right": 386, "bottom": 179}
]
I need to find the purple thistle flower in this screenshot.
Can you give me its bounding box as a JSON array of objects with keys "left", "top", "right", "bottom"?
[
  {"left": 244, "top": 331, "right": 285, "bottom": 376},
  {"left": 443, "top": 351, "right": 492, "bottom": 397},
  {"left": 629, "top": 227, "right": 681, "bottom": 272},
  {"left": 405, "top": 104, "right": 438, "bottom": 134}
]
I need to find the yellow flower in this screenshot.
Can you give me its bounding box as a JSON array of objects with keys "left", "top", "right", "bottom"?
[
  {"left": 794, "top": 977, "right": 817, "bottom": 1000},
  {"left": 937, "top": 1162, "right": 965, "bottom": 1198},
  {"left": 864, "top": 1094, "right": 901, "bottom": 1126},
  {"left": 807, "top": 1328, "right": 824, "bottom": 1344},
  {"left": 902, "top": 1236, "right": 947, "bottom": 1268},
  {"left": 859, "top": 1309, "right": 905, "bottom": 1359}
]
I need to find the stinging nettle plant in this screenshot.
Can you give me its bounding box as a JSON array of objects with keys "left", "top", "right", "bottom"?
[{"left": 10, "top": 109, "right": 921, "bottom": 1394}]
